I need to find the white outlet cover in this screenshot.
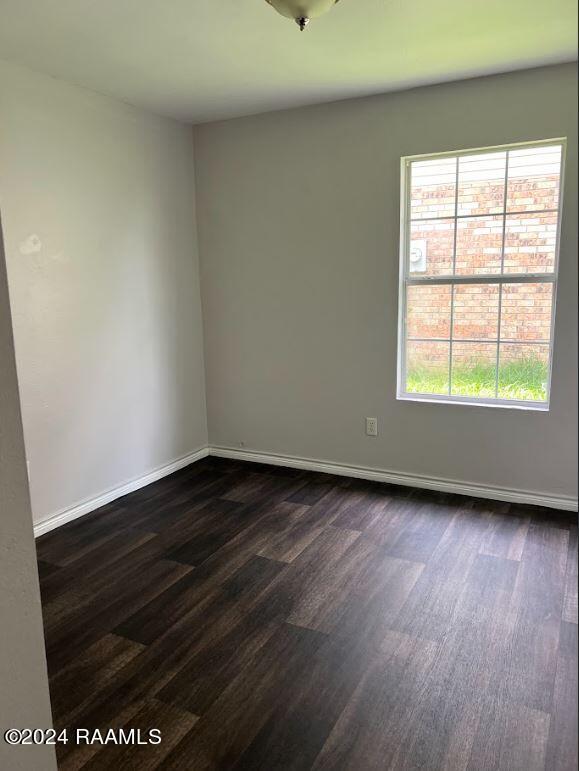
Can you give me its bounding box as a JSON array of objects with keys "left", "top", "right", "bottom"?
[{"left": 366, "top": 417, "right": 378, "bottom": 436}]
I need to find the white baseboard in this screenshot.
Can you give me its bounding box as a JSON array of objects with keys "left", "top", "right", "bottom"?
[
  {"left": 34, "top": 442, "right": 577, "bottom": 537},
  {"left": 33, "top": 446, "right": 209, "bottom": 538},
  {"left": 210, "top": 445, "right": 579, "bottom": 512}
]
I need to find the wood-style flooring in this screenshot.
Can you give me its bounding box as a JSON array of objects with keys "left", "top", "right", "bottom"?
[{"left": 36, "top": 457, "right": 578, "bottom": 770}]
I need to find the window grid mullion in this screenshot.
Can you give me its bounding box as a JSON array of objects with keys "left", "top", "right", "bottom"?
[
  {"left": 407, "top": 337, "right": 551, "bottom": 345},
  {"left": 409, "top": 207, "right": 559, "bottom": 225},
  {"left": 407, "top": 274, "right": 556, "bottom": 287},
  {"left": 448, "top": 156, "right": 459, "bottom": 396}
]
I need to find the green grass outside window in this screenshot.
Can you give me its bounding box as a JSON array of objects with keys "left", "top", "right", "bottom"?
[{"left": 407, "top": 355, "right": 548, "bottom": 402}]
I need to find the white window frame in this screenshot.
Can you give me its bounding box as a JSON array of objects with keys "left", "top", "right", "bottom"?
[{"left": 397, "top": 137, "right": 566, "bottom": 411}]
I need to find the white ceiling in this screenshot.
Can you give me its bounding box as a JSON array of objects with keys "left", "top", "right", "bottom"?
[{"left": 0, "top": 0, "right": 576, "bottom": 124}]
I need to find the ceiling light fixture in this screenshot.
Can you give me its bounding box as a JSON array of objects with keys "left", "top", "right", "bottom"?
[{"left": 265, "top": 0, "right": 340, "bottom": 30}]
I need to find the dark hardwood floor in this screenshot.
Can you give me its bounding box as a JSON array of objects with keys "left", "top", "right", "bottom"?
[{"left": 36, "top": 457, "right": 578, "bottom": 770}]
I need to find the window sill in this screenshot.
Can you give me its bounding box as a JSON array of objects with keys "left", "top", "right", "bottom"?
[{"left": 397, "top": 393, "right": 550, "bottom": 412}]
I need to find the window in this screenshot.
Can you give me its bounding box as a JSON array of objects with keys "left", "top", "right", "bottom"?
[{"left": 397, "top": 139, "right": 565, "bottom": 409}]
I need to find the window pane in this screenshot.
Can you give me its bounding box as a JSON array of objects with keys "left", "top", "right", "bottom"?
[
  {"left": 504, "top": 212, "right": 558, "bottom": 274},
  {"left": 407, "top": 285, "right": 452, "bottom": 339},
  {"left": 401, "top": 142, "right": 562, "bottom": 407},
  {"left": 506, "top": 145, "right": 562, "bottom": 213},
  {"left": 451, "top": 343, "right": 497, "bottom": 398},
  {"left": 409, "top": 219, "right": 454, "bottom": 276},
  {"left": 406, "top": 341, "right": 450, "bottom": 395},
  {"left": 457, "top": 152, "right": 506, "bottom": 216},
  {"left": 410, "top": 157, "right": 456, "bottom": 220},
  {"left": 498, "top": 343, "right": 549, "bottom": 401},
  {"left": 455, "top": 215, "right": 503, "bottom": 275},
  {"left": 500, "top": 283, "right": 553, "bottom": 342},
  {"left": 453, "top": 284, "right": 500, "bottom": 340}
]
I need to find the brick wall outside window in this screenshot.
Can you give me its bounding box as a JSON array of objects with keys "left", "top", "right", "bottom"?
[{"left": 407, "top": 175, "right": 557, "bottom": 357}]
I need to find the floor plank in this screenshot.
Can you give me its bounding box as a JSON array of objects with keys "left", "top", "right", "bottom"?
[{"left": 545, "top": 621, "right": 579, "bottom": 771}]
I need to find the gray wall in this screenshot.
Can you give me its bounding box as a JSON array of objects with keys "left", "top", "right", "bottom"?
[
  {"left": 0, "top": 61, "right": 208, "bottom": 526},
  {"left": 0, "top": 217, "right": 56, "bottom": 769},
  {"left": 195, "top": 63, "right": 578, "bottom": 503}
]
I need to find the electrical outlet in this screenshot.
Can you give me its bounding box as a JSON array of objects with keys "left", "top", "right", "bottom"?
[{"left": 366, "top": 417, "right": 378, "bottom": 437}]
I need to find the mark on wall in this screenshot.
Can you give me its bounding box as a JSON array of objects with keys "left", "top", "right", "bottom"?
[{"left": 19, "top": 234, "right": 42, "bottom": 255}]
